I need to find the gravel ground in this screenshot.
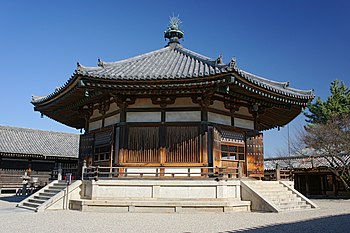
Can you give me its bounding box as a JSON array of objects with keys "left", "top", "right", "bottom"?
[{"left": 0, "top": 195, "right": 349, "bottom": 233}]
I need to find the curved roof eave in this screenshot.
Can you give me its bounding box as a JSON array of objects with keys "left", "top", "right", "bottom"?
[
  {"left": 231, "top": 68, "right": 314, "bottom": 100},
  {"left": 31, "top": 72, "right": 81, "bottom": 106},
  {"left": 32, "top": 45, "right": 314, "bottom": 106}
]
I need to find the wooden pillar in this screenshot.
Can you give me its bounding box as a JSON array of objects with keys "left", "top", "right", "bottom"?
[
  {"left": 159, "top": 111, "right": 166, "bottom": 165},
  {"left": 109, "top": 138, "right": 114, "bottom": 178},
  {"left": 115, "top": 96, "right": 135, "bottom": 171},
  {"left": 275, "top": 163, "right": 281, "bottom": 181},
  {"left": 193, "top": 93, "right": 213, "bottom": 168},
  {"left": 118, "top": 102, "right": 127, "bottom": 166},
  {"left": 253, "top": 112, "right": 258, "bottom": 131},
  {"left": 201, "top": 107, "right": 208, "bottom": 122},
  {"left": 114, "top": 127, "right": 120, "bottom": 165},
  {"left": 200, "top": 97, "right": 210, "bottom": 167},
  {"left": 332, "top": 174, "right": 338, "bottom": 197},
  {"left": 244, "top": 134, "right": 248, "bottom": 178},
  {"left": 28, "top": 158, "right": 32, "bottom": 175},
  {"left": 0, "top": 155, "right": 2, "bottom": 169},
  {"left": 305, "top": 173, "right": 310, "bottom": 197},
  {"left": 207, "top": 126, "right": 214, "bottom": 167},
  {"left": 321, "top": 175, "right": 327, "bottom": 196},
  {"left": 200, "top": 125, "right": 208, "bottom": 165}
]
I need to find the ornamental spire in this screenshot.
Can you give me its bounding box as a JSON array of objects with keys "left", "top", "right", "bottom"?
[{"left": 164, "top": 15, "right": 184, "bottom": 45}]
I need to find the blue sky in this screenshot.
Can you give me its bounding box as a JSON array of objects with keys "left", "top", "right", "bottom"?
[{"left": 1, "top": 0, "right": 349, "bottom": 157}]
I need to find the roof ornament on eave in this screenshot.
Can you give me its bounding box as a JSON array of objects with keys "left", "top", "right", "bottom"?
[
  {"left": 229, "top": 57, "right": 237, "bottom": 69},
  {"left": 216, "top": 54, "right": 223, "bottom": 65},
  {"left": 164, "top": 15, "right": 184, "bottom": 46},
  {"left": 97, "top": 58, "right": 104, "bottom": 68},
  {"left": 76, "top": 62, "right": 84, "bottom": 72}
]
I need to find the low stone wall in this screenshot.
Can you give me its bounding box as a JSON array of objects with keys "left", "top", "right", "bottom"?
[{"left": 81, "top": 179, "right": 241, "bottom": 200}]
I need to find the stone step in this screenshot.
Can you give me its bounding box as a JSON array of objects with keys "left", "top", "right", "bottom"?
[
  {"left": 262, "top": 191, "right": 295, "bottom": 195},
  {"left": 28, "top": 198, "right": 46, "bottom": 204},
  {"left": 43, "top": 189, "right": 61, "bottom": 194},
  {"left": 18, "top": 205, "right": 37, "bottom": 212},
  {"left": 246, "top": 182, "right": 281, "bottom": 186},
  {"left": 53, "top": 183, "right": 67, "bottom": 187},
  {"left": 70, "top": 199, "right": 252, "bottom": 213},
  {"left": 279, "top": 204, "right": 311, "bottom": 211},
  {"left": 258, "top": 193, "right": 296, "bottom": 199},
  {"left": 252, "top": 187, "right": 288, "bottom": 192},
  {"left": 39, "top": 192, "right": 55, "bottom": 197},
  {"left": 242, "top": 180, "right": 315, "bottom": 212},
  {"left": 48, "top": 186, "right": 65, "bottom": 191},
  {"left": 275, "top": 200, "right": 306, "bottom": 207},
  {"left": 33, "top": 195, "right": 51, "bottom": 201},
  {"left": 269, "top": 197, "right": 302, "bottom": 202},
  {"left": 248, "top": 182, "right": 284, "bottom": 186},
  {"left": 257, "top": 191, "right": 297, "bottom": 199},
  {"left": 23, "top": 202, "right": 39, "bottom": 209}
]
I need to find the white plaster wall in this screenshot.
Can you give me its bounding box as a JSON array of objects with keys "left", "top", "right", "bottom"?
[
  {"left": 164, "top": 168, "right": 201, "bottom": 177},
  {"left": 106, "top": 102, "right": 119, "bottom": 114},
  {"left": 166, "top": 111, "right": 201, "bottom": 122},
  {"left": 236, "top": 107, "right": 251, "bottom": 117},
  {"left": 173, "top": 97, "right": 197, "bottom": 108},
  {"left": 91, "top": 108, "right": 102, "bottom": 119},
  {"left": 89, "top": 120, "right": 102, "bottom": 131},
  {"left": 131, "top": 98, "right": 154, "bottom": 108},
  {"left": 235, "top": 118, "right": 254, "bottom": 130},
  {"left": 212, "top": 100, "right": 226, "bottom": 111},
  {"left": 104, "top": 114, "right": 120, "bottom": 126},
  {"left": 208, "top": 112, "right": 231, "bottom": 126},
  {"left": 125, "top": 168, "right": 158, "bottom": 177},
  {"left": 126, "top": 112, "right": 161, "bottom": 122}
]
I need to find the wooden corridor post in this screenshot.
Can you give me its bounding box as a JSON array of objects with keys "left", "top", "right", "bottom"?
[{"left": 275, "top": 163, "right": 281, "bottom": 181}]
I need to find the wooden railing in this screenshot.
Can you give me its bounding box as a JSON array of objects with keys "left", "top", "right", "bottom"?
[
  {"left": 264, "top": 169, "right": 293, "bottom": 181},
  {"left": 82, "top": 166, "right": 242, "bottom": 180}
]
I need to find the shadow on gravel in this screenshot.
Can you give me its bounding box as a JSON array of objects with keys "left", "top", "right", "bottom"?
[
  {"left": 224, "top": 214, "right": 350, "bottom": 233},
  {"left": 0, "top": 195, "right": 27, "bottom": 203}
]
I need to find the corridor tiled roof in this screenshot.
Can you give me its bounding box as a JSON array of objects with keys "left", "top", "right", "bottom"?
[{"left": 0, "top": 126, "right": 79, "bottom": 158}]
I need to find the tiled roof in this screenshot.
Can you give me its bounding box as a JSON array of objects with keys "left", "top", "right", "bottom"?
[
  {"left": 32, "top": 43, "right": 314, "bottom": 105},
  {"left": 76, "top": 44, "right": 229, "bottom": 80},
  {"left": 236, "top": 70, "right": 314, "bottom": 99},
  {"left": 264, "top": 154, "right": 350, "bottom": 170},
  {"left": 0, "top": 126, "right": 79, "bottom": 158},
  {"left": 220, "top": 129, "right": 245, "bottom": 141}
]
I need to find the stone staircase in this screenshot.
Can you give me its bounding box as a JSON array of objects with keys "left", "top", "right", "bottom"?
[
  {"left": 241, "top": 180, "right": 318, "bottom": 212},
  {"left": 17, "top": 180, "right": 69, "bottom": 212}
]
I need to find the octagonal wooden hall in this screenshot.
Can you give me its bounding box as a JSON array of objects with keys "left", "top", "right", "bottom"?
[{"left": 32, "top": 18, "right": 314, "bottom": 179}]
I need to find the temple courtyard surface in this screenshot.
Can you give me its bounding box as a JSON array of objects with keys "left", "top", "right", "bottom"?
[{"left": 0, "top": 195, "right": 349, "bottom": 233}]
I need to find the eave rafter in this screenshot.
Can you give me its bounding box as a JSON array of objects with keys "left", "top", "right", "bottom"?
[{"left": 230, "top": 75, "right": 311, "bottom": 107}]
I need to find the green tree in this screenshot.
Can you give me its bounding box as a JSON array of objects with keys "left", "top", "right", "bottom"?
[
  {"left": 304, "top": 80, "right": 350, "bottom": 123},
  {"left": 304, "top": 80, "right": 350, "bottom": 194}
]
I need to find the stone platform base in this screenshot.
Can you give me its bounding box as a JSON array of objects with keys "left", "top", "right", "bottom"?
[
  {"left": 69, "top": 179, "right": 250, "bottom": 213},
  {"left": 70, "top": 198, "right": 251, "bottom": 213}
]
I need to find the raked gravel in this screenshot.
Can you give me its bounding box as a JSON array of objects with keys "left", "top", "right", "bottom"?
[{"left": 0, "top": 195, "right": 349, "bottom": 233}]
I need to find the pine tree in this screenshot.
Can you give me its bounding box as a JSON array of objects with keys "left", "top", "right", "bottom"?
[{"left": 304, "top": 80, "right": 350, "bottom": 123}]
